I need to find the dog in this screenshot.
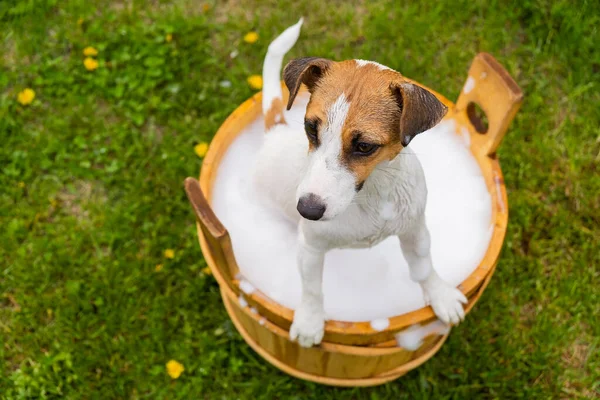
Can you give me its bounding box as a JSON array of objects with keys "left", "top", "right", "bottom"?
[{"left": 253, "top": 19, "right": 467, "bottom": 348}]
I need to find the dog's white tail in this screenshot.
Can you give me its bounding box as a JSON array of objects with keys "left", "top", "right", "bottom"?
[{"left": 262, "top": 18, "right": 303, "bottom": 131}]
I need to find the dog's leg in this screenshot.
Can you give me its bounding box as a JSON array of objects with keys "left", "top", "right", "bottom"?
[
  {"left": 289, "top": 241, "right": 326, "bottom": 347},
  {"left": 399, "top": 217, "right": 467, "bottom": 325}
]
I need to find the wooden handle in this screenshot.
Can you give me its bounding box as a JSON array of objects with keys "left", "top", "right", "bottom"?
[
  {"left": 184, "top": 177, "right": 239, "bottom": 291},
  {"left": 184, "top": 177, "right": 226, "bottom": 238},
  {"left": 455, "top": 53, "right": 523, "bottom": 156}
]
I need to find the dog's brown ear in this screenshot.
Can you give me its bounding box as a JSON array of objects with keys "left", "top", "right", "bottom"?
[
  {"left": 284, "top": 57, "right": 333, "bottom": 110},
  {"left": 390, "top": 82, "right": 448, "bottom": 146}
]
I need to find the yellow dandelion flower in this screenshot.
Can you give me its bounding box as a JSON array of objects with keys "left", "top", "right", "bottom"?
[
  {"left": 194, "top": 142, "right": 209, "bottom": 158},
  {"left": 166, "top": 360, "right": 184, "bottom": 379},
  {"left": 202, "top": 3, "right": 210, "bottom": 12},
  {"left": 77, "top": 17, "right": 84, "bottom": 25},
  {"left": 202, "top": 266, "right": 212, "bottom": 276},
  {"left": 247, "top": 75, "right": 263, "bottom": 90},
  {"left": 84, "top": 57, "right": 99, "bottom": 71},
  {"left": 243, "top": 31, "right": 259, "bottom": 44},
  {"left": 17, "top": 181, "right": 26, "bottom": 188},
  {"left": 155, "top": 264, "right": 163, "bottom": 272},
  {"left": 83, "top": 46, "right": 98, "bottom": 56},
  {"left": 17, "top": 88, "right": 35, "bottom": 105},
  {"left": 166, "top": 33, "right": 173, "bottom": 43},
  {"left": 164, "top": 249, "right": 175, "bottom": 259}
]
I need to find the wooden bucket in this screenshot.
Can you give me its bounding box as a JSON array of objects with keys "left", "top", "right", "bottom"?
[{"left": 185, "top": 53, "right": 523, "bottom": 387}]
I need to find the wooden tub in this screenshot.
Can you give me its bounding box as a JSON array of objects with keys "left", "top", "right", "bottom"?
[{"left": 184, "top": 53, "right": 523, "bottom": 386}]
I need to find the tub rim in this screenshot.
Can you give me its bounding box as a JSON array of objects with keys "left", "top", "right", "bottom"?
[{"left": 190, "top": 52, "right": 522, "bottom": 346}]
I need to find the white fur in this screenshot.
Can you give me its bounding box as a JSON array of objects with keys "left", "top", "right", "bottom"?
[
  {"left": 296, "top": 94, "right": 356, "bottom": 219},
  {"left": 380, "top": 201, "right": 396, "bottom": 220},
  {"left": 262, "top": 18, "right": 304, "bottom": 116},
  {"left": 355, "top": 59, "right": 392, "bottom": 71},
  {"left": 254, "top": 22, "right": 467, "bottom": 348}
]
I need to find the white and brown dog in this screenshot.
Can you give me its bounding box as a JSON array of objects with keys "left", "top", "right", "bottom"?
[{"left": 253, "top": 19, "right": 467, "bottom": 347}]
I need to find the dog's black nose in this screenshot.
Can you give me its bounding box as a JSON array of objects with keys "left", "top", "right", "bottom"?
[{"left": 297, "top": 194, "right": 326, "bottom": 221}]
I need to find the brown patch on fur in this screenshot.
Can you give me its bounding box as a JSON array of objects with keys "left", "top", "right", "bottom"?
[
  {"left": 301, "top": 60, "right": 446, "bottom": 185},
  {"left": 264, "top": 97, "right": 286, "bottom": 131}
]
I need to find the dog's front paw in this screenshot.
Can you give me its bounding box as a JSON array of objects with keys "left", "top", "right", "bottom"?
[
  {"left": 422, "top": 276, "right": 467, "bottom": 325},
  {"left": 290, "top": 306, "right": 325, "bottom": 348}
]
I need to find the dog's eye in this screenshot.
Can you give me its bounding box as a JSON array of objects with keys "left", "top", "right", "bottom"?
[
  {"left": 355, "top": 142, "right": 378, "bottom": 156},
  {"left": 304, "top": 120, "right": 319, "bottom": 144}
]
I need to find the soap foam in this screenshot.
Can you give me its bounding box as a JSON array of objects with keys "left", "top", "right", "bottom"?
[
  {"left": 463, "top": 76, "right": 475, "bottom": 94},
  {"left": 212, "top": 93, "right": 492, "bottom": 322},
  {"left": 395, "top": 320, "right": 451, "bottom": 351},
  {"left": 370, "top": 318, "right": 391, "bottom": 331},
  {"left": 239, "top": 279, "right": 256, "bottom": 295}
]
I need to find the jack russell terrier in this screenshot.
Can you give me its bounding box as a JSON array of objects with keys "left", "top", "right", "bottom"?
[{"left": 253, "top": 19, "right": 467, "bottom": 347}]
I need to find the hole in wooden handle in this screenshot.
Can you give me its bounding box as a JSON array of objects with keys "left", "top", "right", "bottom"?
[{"left": 466, "top": 102, "right": 489, "bottom": 134}]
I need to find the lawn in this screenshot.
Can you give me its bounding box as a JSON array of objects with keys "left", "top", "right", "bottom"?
[{"left": 1, "top": 0, "right": 599, "bottom": 398}]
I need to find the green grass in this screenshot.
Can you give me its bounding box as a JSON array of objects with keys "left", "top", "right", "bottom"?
[{"left": 1, "top": 0, "right": 599, "bottom": 398}]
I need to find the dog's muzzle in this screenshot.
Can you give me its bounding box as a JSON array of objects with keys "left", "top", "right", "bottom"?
[{"left": 297, "top": 194, "right": 326, "bottom": 221}]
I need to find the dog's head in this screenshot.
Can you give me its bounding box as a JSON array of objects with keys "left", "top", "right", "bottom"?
[{"left": 284, "top": 58, "right": 448, "bottom": 221}]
